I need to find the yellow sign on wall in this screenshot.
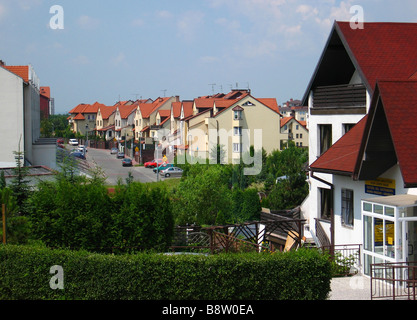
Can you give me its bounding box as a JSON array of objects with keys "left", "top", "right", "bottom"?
[{"left": 365, "top": 178, "right": 396, "bottom": 196}]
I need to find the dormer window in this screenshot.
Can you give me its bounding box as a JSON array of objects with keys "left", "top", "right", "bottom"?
[{"left": 232, "top": 106, "right": 244, "bottom": 120}]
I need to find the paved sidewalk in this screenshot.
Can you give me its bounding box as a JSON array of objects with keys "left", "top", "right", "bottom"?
[{"left": 329, "top": 274, "right": 371, "bottom": 300}]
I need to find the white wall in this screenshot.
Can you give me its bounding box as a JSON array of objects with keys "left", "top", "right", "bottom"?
[
  {"left": 332, "top": 165, "right": 417, "bottom": 246},
  {"left": 0, "top": 68, "right": 25, "bottom": 167}
]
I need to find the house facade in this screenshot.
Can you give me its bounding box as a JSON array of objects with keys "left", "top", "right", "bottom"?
[
  {"left": 0, "top": 62, "right": 56, "bottom": 169},
  {"left": 171, "top": 90, "right": 283, "bottom": 164},
  {"left": 280, "top": 117, "right": 308, "bottom": 149},
  {"left": 301, "top": 21, "right": 417, "bottom": 275}
]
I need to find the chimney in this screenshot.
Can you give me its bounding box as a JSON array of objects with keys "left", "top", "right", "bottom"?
[{"left": 0, "top": 60, "right": 5, "bottom": 66}]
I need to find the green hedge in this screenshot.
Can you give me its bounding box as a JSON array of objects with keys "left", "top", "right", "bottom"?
[{"left": 0, "top": 245, "right": 331, "bottom": 300}]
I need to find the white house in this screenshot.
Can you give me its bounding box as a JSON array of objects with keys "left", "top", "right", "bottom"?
[
  {"left": 0, "top": 62, "right": 57, "bottom": 169},
  {"left": 300, "top": 21, "right": 417, "bottom": 276}
]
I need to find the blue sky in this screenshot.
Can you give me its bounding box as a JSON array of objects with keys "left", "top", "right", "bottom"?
[{"left": 1, "top": 0, "right": 417, "bottom": 114}]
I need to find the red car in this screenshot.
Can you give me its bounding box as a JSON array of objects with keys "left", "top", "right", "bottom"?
[{"left": 144, "top": 159, "right": 164, "bottom": 168}]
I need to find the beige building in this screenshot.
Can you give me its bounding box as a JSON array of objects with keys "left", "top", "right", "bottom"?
[
  {"left": 172, "top": 90, "right": 283, "bottom": 164},
  {"left": 68, "top": 102, "right": 105, "bottom": 136},
  {"left": 280, "top": 117, "right": 309, "bottom": 149},
  {"left": 134, "top": 96, "right": 179, "bottom": 143}
]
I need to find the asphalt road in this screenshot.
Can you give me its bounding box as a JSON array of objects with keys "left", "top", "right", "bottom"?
[{"left": 85, "top": 147, "right": 161, "bottom": 185}]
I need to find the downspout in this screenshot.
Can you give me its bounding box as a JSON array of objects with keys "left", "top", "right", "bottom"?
[{"left": 309, "top": 170, "right": 335, "bottom": 254}]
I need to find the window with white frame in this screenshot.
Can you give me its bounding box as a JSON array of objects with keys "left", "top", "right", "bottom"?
[{"left": 233, "top": 143, "right": 242, "bottom": 153}]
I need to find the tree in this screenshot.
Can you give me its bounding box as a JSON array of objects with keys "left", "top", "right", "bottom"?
[
  {"left": 10, "top": 146, "right": 31, "bottom": 216},
  {"left": 173, "top": 164, "right": 232, "bottom": 226},
  {"left": 264, "top": 143, "right": 309, "bottom": 210}
]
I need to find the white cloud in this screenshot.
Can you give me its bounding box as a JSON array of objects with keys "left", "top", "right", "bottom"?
[
  {"left": 176, "top": 11, "right": 205, "bottom": 42},
  {"left": 0, "top": 5, "right": 4, "bottom": 18},
  {"left": 156, "top": 10, "right": 173, "bottom": 20},
  {"left": 17, "top": 0, "right": 42, "bottom": 11},
  {"left": 111, "top": 52, "right": 126, "bottom": 67},
  {"left": 77, "top": 15, "right": 100, "bottom": 30},
  {"left": 131, "top": 18, "right": 145, "bottom": 27},
  {"left": 200, "top": 56, "right": 220, "bottom": 63},
  {"left": 72, "top": 55, "right": 90, "bottom": 65}
]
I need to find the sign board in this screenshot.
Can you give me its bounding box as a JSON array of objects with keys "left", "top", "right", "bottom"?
[{"left": 365, "top": 178, "right": 396, "bottom": 196}]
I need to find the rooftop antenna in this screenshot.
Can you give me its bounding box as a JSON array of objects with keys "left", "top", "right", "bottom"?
[
  {"left": 131, "top": 94, "right": 141, "bottom": 100},
  {"left": 209, "top": 83, "right": 216, "bottom": 95},
  {"left": 161, "top": 89, "right": 167, "bottom": 97}
]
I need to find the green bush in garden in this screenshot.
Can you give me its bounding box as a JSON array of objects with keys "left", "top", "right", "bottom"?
[
  {"left": 29, "top": 179, "right": 174, "bottom": 253},
  {"left": 0, "top": 245, "right": 331, "bottom": 300}
]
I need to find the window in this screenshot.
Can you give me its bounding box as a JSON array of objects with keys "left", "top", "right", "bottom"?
[
  {"left": 300, "top": 134, "right": 303, "bottom": 139},
  {"left": 319, "top": 124, "right": 332, "bottom": 155},
  {"left": 299, "top": 142, "right": 303, "bottom": 147},
  {"left": 343, "top": 123, "right": 355, "bottom": 135},
  {"left": 319, "top": 188, "right": 332, "bottom": 220},
  {"left": 234, "top": 126, "right": 242, "bottom": 136},
  {"left": 341, "top": 189, "right": 354, "bottom": 227},
  {"left": 296, "top": 125, "right": 299, "bottom": 130},
  {"left": 296, "top": 134, "right": 299, "bottom": 139},
  {"left": 234, "top": 110, "right": 242, "bottom": 120},
  {"left": 233, "top": 143, "right": 242, "bottom": 153}
]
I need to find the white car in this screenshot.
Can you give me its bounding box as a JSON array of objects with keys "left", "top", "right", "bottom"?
[
  {"left": 69, "top": 139, "right": 79, "bottom": 146},
  {"left": 77, "top": 145, "right": 87, "bottom": 153}
]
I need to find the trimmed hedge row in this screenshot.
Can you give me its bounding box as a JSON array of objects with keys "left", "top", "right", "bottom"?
[{"left": 0, "top": 245, "right": 332, "bottom": 300}]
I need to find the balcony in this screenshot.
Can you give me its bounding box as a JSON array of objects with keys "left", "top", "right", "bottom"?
[{"left": 312, "top": 84, "right": 367, "bottom": 113}]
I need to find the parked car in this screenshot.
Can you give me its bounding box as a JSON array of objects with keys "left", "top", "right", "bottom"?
[
  {"left": 117, "top": 152, "right": 125, "bottom": 159},
  {"left": 153, "top": 163, "right": 174, "bottom": 173},
  {"left": 110, "top": 147, "right": 118, "bottom": 154},
  {"left": 69, "top": 139, "right": 79, "bottom": 146},
  {"left": 77, "top": 145, "right": 87, "bottom": 153},
  {"left": 122, "top": 158, "right": 133, "bottom": 167},
  {"left": 57, "top": 138, "right": 64, "bottom": 144},
  {"left": 144, "top": 159, "right": 164, "bottom": 168},
  {"left": 159, "top": 167, "right": 183, "bottom": 178},
  {"left": 70, "top": 152, "right": 85, "bottom": 160}
]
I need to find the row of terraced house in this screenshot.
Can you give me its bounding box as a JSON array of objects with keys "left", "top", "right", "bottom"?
[{"left": 67, "top": 90, "right": 309, "bottom": 164}]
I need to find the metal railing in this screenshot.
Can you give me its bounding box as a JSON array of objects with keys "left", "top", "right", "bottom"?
[
  {"left": 321, "top": 244, "right": 362, "bottom": 276},
  {"left": 371, "top": 262, "right": 417, "bottom": 300}
]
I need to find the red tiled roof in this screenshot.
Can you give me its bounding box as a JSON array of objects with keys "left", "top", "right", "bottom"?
[
  {"left": 258, "top": 98, "right": 280, "bottom": 113},
  {"left": 118, "top": 104, "right": 137, "bottom": 119},
  {"left": 3, "top": 65, "right": 29, "bottom": 82},
  {"left": 182, "top": 101, "right": 194, "bottom": 118},
  {"left": 73, "top": 113, "right": 86, "bottom": 120},
  {"left": 336, "top": 21, "right": 417, "bottom": 93},
  {"left": 157, "top": 109, "right": 171, "bottom": 118},
  {"left": 280, "top": 117, "right": 294, "bottom": 127},
  {"left": 374, "top": 80, "right": 417, "bottom": 186},
  {"left": 98, "top": 105, "right": 117, "bottom": 119},
  {"left": 40, "top": 87, "right": 50, "bottom": 98},
  {"left": 69, "top": 103, "right": 88, "bottom": 114},
  {"left": 172, "top": 102, "right": 182, "bottom": 118},
  {"left": 310, "top": 115, "right": 368, "bottom": 175}
]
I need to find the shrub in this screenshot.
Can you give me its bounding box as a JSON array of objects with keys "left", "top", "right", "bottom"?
[{"left": 0, "top": 245, "right": 331, "bottom": 300}]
